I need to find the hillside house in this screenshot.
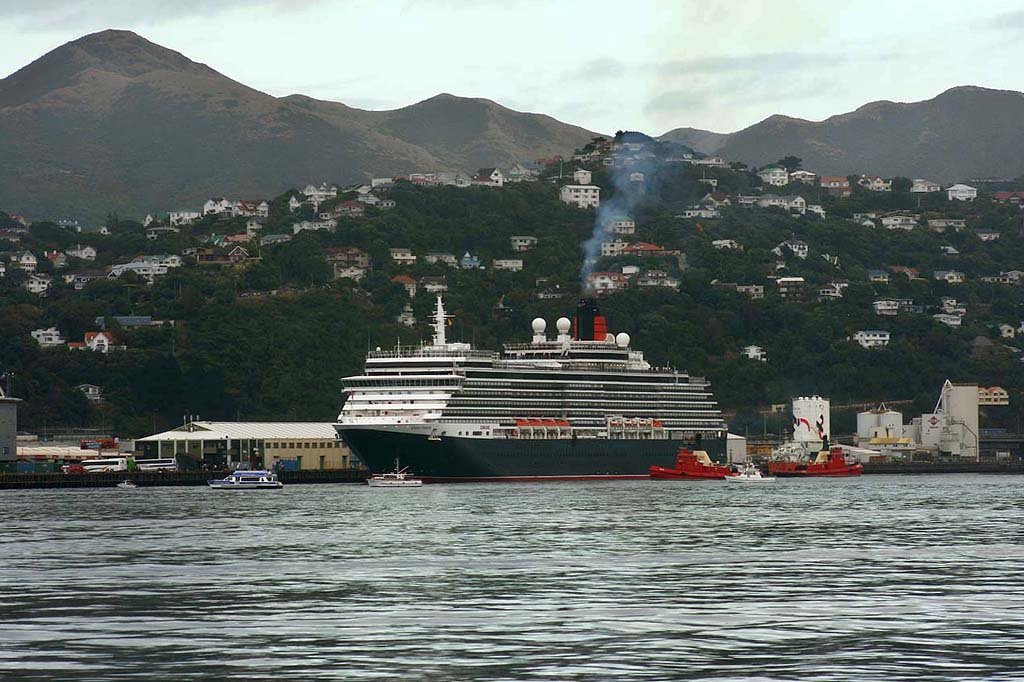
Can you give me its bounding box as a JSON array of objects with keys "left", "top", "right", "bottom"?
[
  {"left": 881, "top": 214, "right": 917, "bottom": 230},
  {"left": 460, "top": 252, "right": 481, "bottom": 269},
  {"left": 586, "top": 271, "right": 630, "bottom": 294},
  {"left": 560, "top": 185, "right": 601, "bottom": 209},
  {"left": 169, "top": 210, "right": 201, "bottom": 226},
  {"left": 203, "top": 198, "right": 236, "bottom": 216},
  {"left": 819, "top": 176, "right": 852, "bottom": 197},
  {"left": 817, "top": 283, "right": 846, "bottom": 301},
  {"left": 356, "top": 194, "right": 379, "bottom": 206},
  {"left": 977, "top": 229, "right": 1001, "bottom": 242},
  {"left": 757, "top": 194, "right": 806, "bottom": 214},
  {"left": 712, "top": 239, "right": 742, "bottom": 250},
  {"left": 757, "top": 167, "right": 789, "bottom": 186},
  {"left": 946, "top": 184, "right": 977, "bottom": 201},
  {"left": 742, "top": 345, "right": 768, "bottom": 362},
  {"left": 939, "top": 245, "right": 960, "bottom": 256},
  {"left": 303, "top": 183, "right": 338, "bottom": 202},
  {"left": 420, "top": 276, "right": 448, "bottom": 293},
  {"left": 789, "top": 170, "right": 817, "bottom": 185},
  {"left": 572, "top": 169, "right": 592, "bottom": 185},
  {"left": 438, "top": 172, "right": 472, "bottom": 188},
  {"left": 736, "top": 284, "right": 765, "bottom": 299},
  {"left": 873, "top": 299, "right": 900, "bottom": 316},
  {"left": 852, "top": 330, "right": 891, "bottom": 349},
  {"left": 603, "top": 219, "right": 635, "bottom": 235},
  {"left": 510, "top": 235, "right": 538, "bottom": 252},
  {"left": 806, "top": 204, "right": 826, "bottom": 218},
  {"left": 928, "top": 218, "right": 966, "bottom": 232},
  {"left": 146, "top": 226, "right": 180, "bottom": 240},
  {"left": 107, "top": 254, "right": 182, "bottom": 282},
  {"left": 292, "top": 218, "right": 337, "bottom": 234},
  {"left": 45, "top": 251, "right": 67, "bottom": 269},
  {"left": 334, "top": 201, "right": 366, "bottom": 217},
  {"left": 424, "top": 252, "right": 458, "bottom": 266},
  {"left": 933, "top": 314, "right": 962, "bottom": 327},
  {"left": 23, "top": 274, "right": 52, "bottom": 296},
  {"left": 979, "top": 387, "right": 1010, "bottom": 405},
  {"left": 998, "top": 323, "right": 1016, "bottom": 339},
  {"left": 390, "top": 275, "right": 418, "bottom": 297},
  {"left": 601, "top": 239, "right": 629, "bottom": 257},
  {"left": 773, "top": 240, "right": 809, "bottom": 259},
  {"left": 679, "top": 206, "right": 720, "bottom": 219},
  {"left": 637, "top": 270, "right": 679, "bottom": 289},
  {"left": 76, "top": 384, "right": 103, "bottom": 402},
  {"left": 701, "top": 192, "right": 731, "bottom": 208},
  {"left": 396, "top": 304, "right": 416, "bottom": 327},
  {"left": 31, "top": 327, "right": 66, "bottom": 347},
  {"left": 11, "top": 251, "right": 37, "bottom": 272},
  {"left": 912, "top": 179, "right": 941, "bottom": 193},
  {"left": 471, "top": 168, "right": 505, "bottom": 187},
  {"left": 933, "top": 270, "right": 966, "bottom": 284},
  {"left": 65, "top": 272, "right": 104, "bottom": 291},
  {"left": 776, "top": 276, "right": 805, "bottom": 300},
  {"left": 993, "top": 190, "right": 1024, "bottom": 205},
  {"left": 864, "top": 264, "right": 888, "bottom": 280},
  {"left": 623, "top": 242, "right": 668, "bottom": 257},
  {"left": 235, "top": 200, "right": 269, "bottom": 217},
  {"left": 629, "top": 172, "right": 645, "bottom": 183},
  {"left": 507, "top": 162, "right": 541, "bottom": 182},
  {"left": 80, "top": 331, "right": 122, "bottom": 353},
  {"left": 325, "top": 245, "right": 370, "bottom": 268},
  {"left": 858, "top": 175, "right": 892, "bottom": 192},
  {"left": 889, "top": 265, "right": 921, "bottom": 280},
  {"left": 939, "top": 297, "right": 967, "bottom": 315},
  {"left": 492, "top": 259, "right": 524, "bottom": 272},
  {"left": 390, "top": 248, "right": 417, "bottom": 266}
]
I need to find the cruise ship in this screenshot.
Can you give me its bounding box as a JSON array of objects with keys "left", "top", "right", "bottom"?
[{"left": 335, "top": 297, "right": 727, "bottom": 481}]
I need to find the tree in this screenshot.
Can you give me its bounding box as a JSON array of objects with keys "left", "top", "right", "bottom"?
[{"left": 776, "top": 156, "right": 803, "bottom": 172}]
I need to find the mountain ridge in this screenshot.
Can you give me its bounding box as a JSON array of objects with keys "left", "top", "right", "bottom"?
[{"left": 0, "top": 30, "right": 597, "bottom": 220}]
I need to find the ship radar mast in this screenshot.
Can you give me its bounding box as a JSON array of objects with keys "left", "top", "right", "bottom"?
[{"left": 431, "top": 295, "right": 449, "bottom": 347}]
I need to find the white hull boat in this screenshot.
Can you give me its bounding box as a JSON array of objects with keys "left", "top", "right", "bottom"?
[
  {"left": 368, "top": 460, "right": 423, "bottom": 487},
  {"left": 208, "top": 470, "right": 283, "bottom": 489},
  {"left": 726, "top": 463, "right": 776, "bottom": 483}
]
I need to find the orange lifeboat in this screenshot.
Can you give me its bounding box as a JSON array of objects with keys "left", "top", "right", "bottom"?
[{"left": 650, "top": 449, "right": 736, "bottom": 480}]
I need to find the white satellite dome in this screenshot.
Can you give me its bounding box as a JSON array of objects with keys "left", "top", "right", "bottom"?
[
  {"left": 605, "top": 333, "right": 615, "bottom": 342},
  {"left": 615, "top": 332, "right": 630, "bottom": 347},
  {"left": 556, "top": 317, "right": 571, "bottom": 333},
  {"left": 531, "top": 318, "right": 547, "bottom": 333}
]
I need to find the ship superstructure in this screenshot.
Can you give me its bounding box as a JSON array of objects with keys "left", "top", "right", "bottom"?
[{"left": 336, "top": 297, "right": 727, "bottom": 480}]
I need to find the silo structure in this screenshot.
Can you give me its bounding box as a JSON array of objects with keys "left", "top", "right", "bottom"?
[{"left": 792, "top": 395, "right": 830, "bottom": 446}]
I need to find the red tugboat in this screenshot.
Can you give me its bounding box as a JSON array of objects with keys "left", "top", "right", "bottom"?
[
  {"left": 650, "top": 448, "right": 736, "bottom": 480},
  {"left": 769, "top": 447, "right": 863, "bottom": 477}
]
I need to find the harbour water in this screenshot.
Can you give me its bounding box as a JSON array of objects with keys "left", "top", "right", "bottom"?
[{"left": 2, "top": 475, "right": 1023, "bottom": 680}]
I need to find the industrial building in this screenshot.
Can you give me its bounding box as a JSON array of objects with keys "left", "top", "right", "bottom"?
[{"left": 137, "top": 421, "right": 359, "bottom": 471}]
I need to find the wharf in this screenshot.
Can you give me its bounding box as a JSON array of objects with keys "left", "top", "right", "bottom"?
[
  {"left": 0, "top": 468, "right": 369, "bottom": 490},
  {"left": 863, "top": 461, "right": 1024, "bottom": 475}
]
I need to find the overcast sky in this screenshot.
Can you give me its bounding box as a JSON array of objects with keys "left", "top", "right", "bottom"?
[{"left": 1, "top": 0, "right": 1023, "bottom": 135}]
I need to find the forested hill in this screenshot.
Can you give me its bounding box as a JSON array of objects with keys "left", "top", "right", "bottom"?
[{"left": 3, "top": 152, "right": 1024, "bottom": 438}]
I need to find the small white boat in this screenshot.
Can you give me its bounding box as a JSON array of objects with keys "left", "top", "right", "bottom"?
[
  {"left": 208, "top": 470, "right": 283, "bottom": 489},
  {"left": 367, "top": 460, "right": 423, "bottom": 487},
  {"left": 726, "top": 463, "right": 776, "bottom": 483},
  {"left": 116, "top": 480, "right": 137, "bottom": 489}
]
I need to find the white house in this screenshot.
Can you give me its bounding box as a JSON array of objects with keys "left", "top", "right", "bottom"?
[
  {"left": 859, "top": 175, "right": 892, "bottom": 192},
  {"left": 946, "top": 184, "right": 977, "bottom": 201},
  {"left": 146, "top": 226, "right": 180, "bottom": 240},
  {"left": 603, "top": 219, "right": 636, "bottom": 235},
  {"left": 806, "top": 204, "right": 826, "bottom": 218},
  {"left": 789, "top": 170, "right": 817, "bottom": 185},
  {"left": 235, "top": 200, "right": 269, "bottom": 217},
  {"left": 757, "top": 194, "right": 806, "bottom": 214},
  {"left": 303, "top": 183, "right": 338, "bottom": 202},
  {"left": 636, "top": 270, "right": 679, "bottom": 289},
  {"left": 977, "top": 229, "right": 1001, "bottom": 242},
  {"left": 601, "top": 239, "right": 629, "bottom": 257},
  {"left": 11, "top": 251, "right": 37, "bottom": 272},
  {"left": 82, "top": 331, "right": 120, "bottom": 353},
  {"left": 933, "top": 313, "right": 962, "bottom": 327},
  {"left": 510, "top": 235, "right": 538, "bottom": 252},
  {"left": 757, "top": 166, "right": 789, "bottom": 186},
  {"left": 880, "top": 214, "right": 918, "bottom": 230},
  {"left": 472, "top": 168, "right": 505, "bottom": 187},
  {"left": 585, "top": 271, "right": 630, "bottom": 294},
  {"left": 168, "top": 210, "right": 202, "bottom": 226},
  {"left": 928, "top": 218, "right": 967, "bottom": 232},
  {"left": 742, "top": 344, "right": 768, "bottom": 362},
  {"left": 76, "top": 384, "right": 103, "bottom": 402},
  {"left": 65, "top": 244, "right": 97, "bottom": 261},
  {"left": 492, "top": 259, "right": 524, "bottom": 272},
  {"left": 998, "top": 323, "right": 1016, "bottom": 339},
  {"left": 572, "top": 169, "right": 592, "bottom": 185},
  {"left": 679, "top": 206, "right": 720, "bottom": 219},
  {"left": 852, "top": 330, "right": 891, "bottom": 349},
  {"left": 773, "top": 240, "right": 809, "bottom": 259},
  {"left": 23, "top": 273, "right": 52, "bottom": 296},
  {"left": 107, "top": 254, "right": 183, "bottom": 282},
  {"left": 389, "top": 248, "right": 417, "bottom": 266},
  {"left": 933, "top": 270, "right": 965, "bottom": 284},
  {"left": 203, "top": 198, "right": 236, "bottom": 216},
  {"left": 420, "top": 276, "right": 448, "bottom": 294},
  {"left": 31, "top": 327, "right": 66, "bottom": 347},
  {"left": 560, "top": 184, "right": 601, "bottom": 209},
  {"left": 867, "top": 268, "right": 890, "bottom": 283},
  {"left": 712, "top": 239, "right": 742, "bottom": 250},
  {"left": 292, "top": 218, "right": 337, "bottom": 234},
  {"left": 873, "top": 299, "right": 901, "bottom": 316},
  {"left": 912, "top": 179, "right": 941, "bottom": 193}
]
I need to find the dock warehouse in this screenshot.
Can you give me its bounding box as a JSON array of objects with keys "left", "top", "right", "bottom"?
[{"left": 136, "top": 421, "right": 357, "bottom": 471}]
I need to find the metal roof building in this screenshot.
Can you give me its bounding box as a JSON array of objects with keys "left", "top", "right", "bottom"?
[{"left": 137, "top": 421, "right": 354, "bottom": 471}]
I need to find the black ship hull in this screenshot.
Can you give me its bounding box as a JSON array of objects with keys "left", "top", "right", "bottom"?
[{"left": 338, "top": 427, "right": 728, "bottom": 481}]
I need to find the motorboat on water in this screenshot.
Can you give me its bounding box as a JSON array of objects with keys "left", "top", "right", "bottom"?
[
  {"left": 116, "top": 480, "right": 138, "bottom": 489},
  {"left": 208, "top": 470, "right": 284, "bottom": 489},
  {"left": 726, "top": 462, "right": 775, "bottom": 483},
  {"left": 367, "top": 461, "right": 423, "bottom": 487},
  {"left": 769, "top": 448, "right": 864, "bottom": 477},
  {"left": 649, "top": 449, "right": 736, "bottom": 480}
]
